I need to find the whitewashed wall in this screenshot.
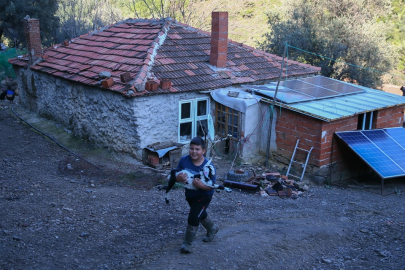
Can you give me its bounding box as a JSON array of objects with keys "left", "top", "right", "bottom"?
[
  {"left": 209, "top": 99, "right": 278, "bottom": 163},
  {"left": 241, "top": 102, "right": 277, "bottom": 162},
  {"left": 15, "top": 67, "right": 210, "bottom": 159},
  {"left": 133, "top": 91, "right": 210, "bottom": 152}
]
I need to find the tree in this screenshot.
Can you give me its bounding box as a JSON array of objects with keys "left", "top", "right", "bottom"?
[
  {"left": 57, "top": 0, "right": 123, "bottom": 41},
  {"left": 121, "top": 0, "right": 192, "bottom": 23},
  {"left": 0, "top": 0, "right": 60, "bottom": 48},
  {"left": 259, "top": 0, "right": 398, "bottom": 88},
  {"left": 118, "top": 0, "right": 225, "bottom": 28},
  {"left": 384, "top": 0, "right": 405, "bottom": 73}
]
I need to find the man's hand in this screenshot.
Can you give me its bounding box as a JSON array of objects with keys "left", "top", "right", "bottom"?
[
  {"left": 176, "top": 172, "right": 188, "bottom": 183},
  {"left": 192, "top": 178, "right": 213, "bottom": 191}
]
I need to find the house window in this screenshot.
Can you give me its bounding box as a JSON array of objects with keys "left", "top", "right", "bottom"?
[
  {"left": 216, "top": 103, "right": 240, "bottom": 138},
  {"left": 357, "top": 111, "right": 374, "bottom": 130},
  {"left": 179, "top": 98, "right": 209, "bottom": 142}
]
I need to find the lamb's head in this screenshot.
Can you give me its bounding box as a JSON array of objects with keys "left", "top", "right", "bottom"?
[{"left": 200, "top": 164, "right": 215, "bottom": 181}]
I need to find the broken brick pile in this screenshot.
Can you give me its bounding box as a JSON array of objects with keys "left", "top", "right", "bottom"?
[{"left": 245, "top": 171, "right": 309, "bottom": 199}]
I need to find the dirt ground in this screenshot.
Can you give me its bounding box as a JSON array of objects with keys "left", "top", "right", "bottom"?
[
  {"left": 1, "top": 102, "right": 405, "bottom": 270},
  {"left": 382, "top": 84, "right": 403, "bottom": 96}
]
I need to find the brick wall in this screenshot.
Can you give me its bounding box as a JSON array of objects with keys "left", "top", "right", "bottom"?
[
  {"left": 23, "top": 18, "right": 42, "bottom": 62},
  {"left": 320, "top": 116, "right": 358, "bottom": 166},
  {"left": 275, "top": 108, "right": 323, "bottom": 166},
  {"left": 275, "top": 106, "right": 405, "bottom": 180},
  {"left": 374, "top": 106, "right": 404, "bottom": 129},
  {"left": 320, "top": 106, "right": 404, "bottom": 169},
  {"left": 210, "top": 12, "right": 228, "bottom": 68}
]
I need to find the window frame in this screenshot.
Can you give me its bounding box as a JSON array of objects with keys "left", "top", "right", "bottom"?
[
  {"left": 178, "top": 97, "right": 210, "bottom": 143},
  {"left": 215, "top": 103, "right": 240, "bottom": 139},
  {"left": 357, "top": 111, "right": 374, "bottom": 130}
]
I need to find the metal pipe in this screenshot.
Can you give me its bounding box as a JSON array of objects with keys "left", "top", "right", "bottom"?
[
  {"left": 223, "top": 180, "right": 259, "bottom": 191},
  {"left": 265, "top": 44, "right": 287, "bottom": 167},
  {"left": 362, "top": 113, "right": 366, "bottom": 130}
]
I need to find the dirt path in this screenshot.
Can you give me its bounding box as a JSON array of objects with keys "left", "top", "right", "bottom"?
[{"left": 1, "top": 104, "right": 405, "bottom": 270}]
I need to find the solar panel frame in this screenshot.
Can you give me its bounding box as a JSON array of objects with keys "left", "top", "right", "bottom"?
[
  {"left": 335, "top": 128, "right": 405, "bottom": 179},
  {"left": 273, "top": 91, "right": 314, "bottom": 103},
  {"left": 244, "top": 85, "right": 315, "bottom": 103},
  {"left": 265, "top": 75, "right": 367, "bottom": 104},
  {"left": 297, "top": 76, "right": 340, "bottom": 86}
]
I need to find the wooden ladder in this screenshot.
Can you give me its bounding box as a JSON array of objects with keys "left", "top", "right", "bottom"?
[{"left": 286, "top": 139, "right": 313, "bottom": 181}]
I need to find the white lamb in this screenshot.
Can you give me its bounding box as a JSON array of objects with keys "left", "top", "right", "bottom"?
[{"left": 164, "top": 164, "right": 224, "bottom": 203}]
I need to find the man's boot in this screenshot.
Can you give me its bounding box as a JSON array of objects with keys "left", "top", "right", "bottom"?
[
  {"left": 200, "top": 216, "right": 219, "bottom": 242},
  {"left": 180, "top": 225, "right": 198, "bottom": 253}
]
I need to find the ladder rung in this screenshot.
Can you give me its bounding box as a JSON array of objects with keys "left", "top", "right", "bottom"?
[
  {"left": 292, "top": 161, "right": 304, "bottom": 165},
  {"left": 287, "top": 140, "right": 312, "bottom": 182}
]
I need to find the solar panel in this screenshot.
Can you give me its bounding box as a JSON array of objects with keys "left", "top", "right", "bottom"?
[
  {"left": 243, "top": 84, "right": 314, "bottom": 103},
  {"left": 323, "top": 83, "right": 365, "bottom": 94},
  {"left": 244, "top": 75, "right": 367, "bottom": 104},
  {"left": 383, "top": 127, "right": 405, "bottom": 149},
  {"left": 298, "top": 76, "right": 339, "bottom": 86},
  {"left": 335, "top": 128, "right": 405, "bottom": 178},
  {"left": 362, "top": 130, "right": 405, "bottom": 171},
  {"left": 279, "top": 80, "right": 312, "bottom": 89},
  {"left": 272, "top": 91, "right": 313, "bottom": 103},
  {"left": 291, "top": 86, "right": 340, "bottom": 98}
]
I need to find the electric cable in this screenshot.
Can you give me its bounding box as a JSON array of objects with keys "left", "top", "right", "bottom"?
[{"left": 229, "top": 140, "right": 241, "bottom": 171}]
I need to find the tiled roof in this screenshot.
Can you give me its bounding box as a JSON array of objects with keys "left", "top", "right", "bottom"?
[{"left": 9, "top": 18, "right": 320, "bottom": 98}]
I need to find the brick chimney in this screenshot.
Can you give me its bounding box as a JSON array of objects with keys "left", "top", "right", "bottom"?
[
  {"left": 23, "top": 16, "right": 42, "bottom": 63},
  {"left": 210, "top": 12, "right": 228, "bottom": 68}
]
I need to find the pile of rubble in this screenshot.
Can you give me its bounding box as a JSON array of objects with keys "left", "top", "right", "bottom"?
[{"left": 223, "top": 169, "right": 310, "bottom": 199}]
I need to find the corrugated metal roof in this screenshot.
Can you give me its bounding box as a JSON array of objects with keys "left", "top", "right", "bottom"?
[{"left": 261, "top": 88, "right": 405, "bottom": 122}]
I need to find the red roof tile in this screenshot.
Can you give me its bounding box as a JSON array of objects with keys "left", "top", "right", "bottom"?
[{"left": 9, "top": 18, "right": 320, "bottom": 98}]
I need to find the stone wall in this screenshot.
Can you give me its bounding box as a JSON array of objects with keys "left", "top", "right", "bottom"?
[{"left": 14, "top": 67, "right": 211, "bottom": 159}]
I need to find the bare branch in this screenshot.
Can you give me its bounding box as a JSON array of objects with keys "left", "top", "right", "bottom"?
[
  {"left": 125, "top": 0, "right": 141, "bottom": 18},
  {"left": 141, "top": 0, "right": 156, "bottom": 18}
]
